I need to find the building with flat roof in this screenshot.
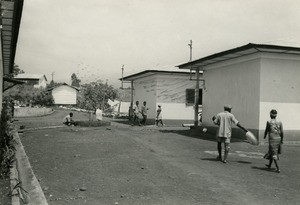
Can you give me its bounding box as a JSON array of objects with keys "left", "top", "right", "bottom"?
[
  {"left": 122, "top": 69, "right": 203, "bottom": 125},
  {"left": 178, "top": 43, "right": 300, "bottom": 141}
]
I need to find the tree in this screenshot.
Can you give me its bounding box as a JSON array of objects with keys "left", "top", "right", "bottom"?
[
  {"left": 77, "top": 80, "right": 117, "bottom": 111},
  {"left": 3, "top": 84, "right": 54, "bottom": 107},
  {"left": 7, "top": 64, "right": 25, "bottom": 78},
  {"left": 71, "top": 73, "right": 81, "bottom": 87}
]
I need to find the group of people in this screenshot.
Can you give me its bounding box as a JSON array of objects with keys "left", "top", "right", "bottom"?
[
  {"left": 212, "top": 105, "right": 283, "bottom": 173},
  {"left": 132, "top": 101, "right": 163, "bottom": 126},
  {"left": 63, "top": 102, "right": 283, "bottom": 173}
]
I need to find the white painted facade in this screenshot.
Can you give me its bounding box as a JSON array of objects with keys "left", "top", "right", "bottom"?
[
  {"left": 129, "top": 71, "right": 203, "bottom": 120},
  {"left": 51, "top": 85, "right": 78, "bottom": 105},
  {"left": 201, "top": 52, "right": 300, "bottom": 140},
  {"left": 34, "top": 76, "right": 47, "bottom": 88},
  {"left": 15, "top": 74, "right": 48, "bottom": 88}
]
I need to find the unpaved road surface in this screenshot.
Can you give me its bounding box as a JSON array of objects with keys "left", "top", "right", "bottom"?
[{"left": 17, "top": 110, "right": 300, "bottom": 205}]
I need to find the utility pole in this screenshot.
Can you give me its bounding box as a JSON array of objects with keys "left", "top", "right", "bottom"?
[
  {"left": 121, "top": 65, "right": 124, "bottom": 89},
  {"left": 51, "top": 72, "right": 55, "bottom": 81},
  {"left": 188, "top": 40, "right": 200, "bottom": 127},
  {"left": 188, "top": 40, "right": 192, "bottom": 62}
]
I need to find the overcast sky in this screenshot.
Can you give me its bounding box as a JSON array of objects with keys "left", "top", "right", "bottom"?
[{"left": 15, "top": 0, "right": 300, "bottom": 88}]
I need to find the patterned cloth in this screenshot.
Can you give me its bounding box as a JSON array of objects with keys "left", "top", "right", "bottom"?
[{"left": 265, "top": 119, "right": 283, "bottom": 160}]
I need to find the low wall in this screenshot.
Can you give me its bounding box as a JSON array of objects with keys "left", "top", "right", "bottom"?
[{"left": 14, "top": 107, "right": 54, "bottom": 117}]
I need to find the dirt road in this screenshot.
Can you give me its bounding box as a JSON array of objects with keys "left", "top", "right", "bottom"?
[{"left": 17, "top": 110, "right": 300, "bottom": 205}]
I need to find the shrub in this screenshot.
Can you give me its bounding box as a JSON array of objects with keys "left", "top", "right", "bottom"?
[{"left": 0, "top": 100, "right": 16, "bottom": 178}]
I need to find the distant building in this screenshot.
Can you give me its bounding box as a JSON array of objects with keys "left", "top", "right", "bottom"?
[
  {"left": 122, "top": 69, "right": 203, "bottom": 124},
  {"left": 15, "top": 74, "right": 48, "bottom": 88},
  {"left": 48, "top": 83, "right": 79, "bottom": 105},
  {"left": 178, "top": 43, "right": 300, "bottom": 141}
]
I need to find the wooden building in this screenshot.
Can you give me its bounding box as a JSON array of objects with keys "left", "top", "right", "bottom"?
[{"left": 48, "top": 83, "right": 79, "bottom": 105}]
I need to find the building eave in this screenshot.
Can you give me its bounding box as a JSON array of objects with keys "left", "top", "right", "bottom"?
[
  {"left": 120, "top": 70, "right": 196, "bottom": 81},
  {"left": 1, "top": 0, "right": 24, "bottom": 75},
  {"left": 177, "top": 43, "right": 300, "bottom": 70}
]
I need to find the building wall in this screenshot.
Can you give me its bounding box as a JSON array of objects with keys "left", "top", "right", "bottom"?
[
  {"left": 132, "top": 76, "right": 157, "bottom": 119},
  {"left": 132, "top": 73, "right": 203, "bottom": 120},
  {"left": 156, "top": 74, "right": 202, "bottom": 120},
  {"left": 259, "top": 53, "right": 300, "bottom": 140},
  {"left": 35, "top": 77, "right": 47, "bottom": 88},
  {"left": 202, "top": 57, "right": 261, "bottom": 134},
  {"left": 52, "top": 85, "right": 77, "bottom": 105}
]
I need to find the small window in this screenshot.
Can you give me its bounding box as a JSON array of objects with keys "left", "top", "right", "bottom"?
[{"left": 186, "top": 89, "right": 202, "bottom": 105}]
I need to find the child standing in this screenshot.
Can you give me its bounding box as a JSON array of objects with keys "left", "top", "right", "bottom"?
[{"left": 264, "top": 109, "right": 284, "bottom": 173}]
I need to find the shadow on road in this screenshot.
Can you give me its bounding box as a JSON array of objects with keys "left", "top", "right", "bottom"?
[
  {"left": 235, "top": 160, "right": 252, "bottom": 164},
  {"left": 159, "top": 128, "right": 243, "bottom": 144},
  {"left": 201, "top": 157, "right": 220, "bottom": 162},
  {"left": 201, "top": 158, "right": 252, "bottom": 164},
  {"left": 251, "top": 166, "right": 276, "bottom": 172}
]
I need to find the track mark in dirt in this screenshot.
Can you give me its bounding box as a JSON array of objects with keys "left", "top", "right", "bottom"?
[{"left": 205, "top": 150, "right": 265, "bottom": 159}]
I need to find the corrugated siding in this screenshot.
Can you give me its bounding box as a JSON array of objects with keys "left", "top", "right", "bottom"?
[
  {"left": 156, "top": 75, "right": 203, "bottom": 103},
  {"left": 52, "top": 85, "right": 77, "bottom": 105}
]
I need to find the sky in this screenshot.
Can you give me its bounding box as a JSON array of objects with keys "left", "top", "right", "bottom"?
[{"left": 15, "top": 0, "right": 300, "bottom": 88}]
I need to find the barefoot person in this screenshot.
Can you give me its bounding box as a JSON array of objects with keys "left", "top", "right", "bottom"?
[
  {"left": 141, "top": 101, "right": 149, "bottom": 125},
  {"left": 264, "top": 109, "right": 283, "bottom": 173},
  {"left": 212, "top": 105, "right": 248, "bottom": 163},
  {"left": 155, "top": 105, "right": 164, "bottom": 126},
  {"left": 133, "top": 101, "right": 141, "bottom": 126}
]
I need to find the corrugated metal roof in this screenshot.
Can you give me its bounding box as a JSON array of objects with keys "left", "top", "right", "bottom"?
[
  {"left": 1, "top": 0, "right": 24, "bottom": 75},
  {"left": 121, "top": 69, "right": 200, "bottom": 81},
  {"left": 47, "top": 83, "right": 79, "bottom": 91},
  {"left": 14, "top": 73, "right": 47, "bottom": 80},
  {"left": 177, "top": 43, "right": 300, "bottom": 70}
]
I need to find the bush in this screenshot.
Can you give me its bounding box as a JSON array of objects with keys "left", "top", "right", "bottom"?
[
  {"left": 0, "top": 100, "right": 16, "bottom": 178},
  {"left": 4, "top": 84, "right": 54, "bottom": 107}
]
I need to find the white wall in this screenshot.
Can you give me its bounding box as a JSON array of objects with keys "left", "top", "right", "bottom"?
[
  {"left": 133, "top": 76, "right": 157, "bottom": 118},
  {"left": 52, "top": 85, "right": 77, "bottom": 105},
  {"left": 132, "top": 73, "right": 202, "bottom": 120},
  {"left": 259, "top": 102, "right": 300, "bottom": 130},
  {"left": 38, "top": 77, "right": 47, "bottom": 88},
  {"left": 156, "top": 74, "right": 202, "bottom": 120},
  {"left": 259, "top": 54, "right": 300, "bottom": 131},
  {"left": 202, "top": 56, "right": 261, "bottom": 130}
]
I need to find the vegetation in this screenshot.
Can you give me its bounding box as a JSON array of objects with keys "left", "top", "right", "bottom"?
[
  {"left": 71, "top": 73, "right": 81, "bottom": 87},
  {"left": 4, "top": 84, "right": 54, "bottom": 107},
  {"left": 0, "top": 100, "right": 16, "bottom": 178},
  {"left": 77, "top": 80, "right": 118, "bottom": 111}
]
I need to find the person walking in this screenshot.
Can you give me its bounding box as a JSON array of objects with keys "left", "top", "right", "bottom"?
[
  {"left": 212, "top": 104, "right": 248, "bottom": 163},
  {"left": 264, "top": 109, "right": 283, "bottom": 173},
  {"left": 155, "top": 105, "right": 164, "bottom": 126},
  {"left": 141, "top": 101, "right": 149, "bottom": 125}
]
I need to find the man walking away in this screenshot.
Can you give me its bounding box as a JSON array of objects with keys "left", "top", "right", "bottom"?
[{"left": 212, "top": 105, "right": 248, "bottom": 163}]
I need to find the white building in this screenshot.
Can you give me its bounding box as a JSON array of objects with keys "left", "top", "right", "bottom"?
[
  {"left": 122, "top": 70, "right": 203, "bottom": 124},
  {"left": 178, "top": 43, "right": 300, "bottom": 141},
  {"left": 49, "top": 83, "right": 79, "bottom": 105},
  {"left": 15, "top": 74, "right": 48, "bottom": 88}
]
